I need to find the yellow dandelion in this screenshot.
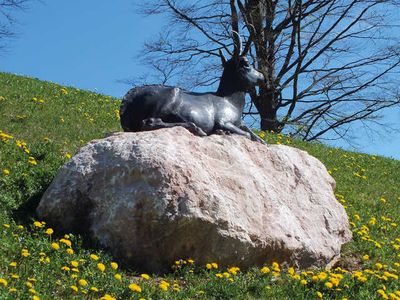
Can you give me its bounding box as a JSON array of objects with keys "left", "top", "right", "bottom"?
[
  {"left": 60, "top": 238, "right": 72, "bottom": 247},
  {"left": 128, "top": 283, "right": 142, "bottom": 293},
  {"left": 330, "top": 277, "right": 340, "bottom": 287},
  {"left": 206, "top": 263, "right": 212, "bottom": 270},
  {"left": 0, "top": 278, "right": 8, "bottom": 287},
  {"left": 90, "top": 254, "right": 99, "bottom": 260},
  {"left": 272, "top": 271, "right": 280, "bottom": 277},
  {"left": 28, "top": 157, "right": 37, "bottom": 166},
  {"left": 211, "top": 262, "right": 218, "bottom": 269},
  {"left": 114, "top": 274, "right": 122, "bottom": 280},
  {"left": 377, "top": 289, "right": 388, "bottom": 299},
  {"left": 300, "top": 279, "right": 307, "bottom": 285},
  {"left": 140, "top": 273, "right": 150, "bottom": 280},
  {"left": 2, "top": 169, "right": 10, "bottom": 175},
  {"left": 159, "top": 283, "right": 169, "bottom": 291},
  {"left": 70, "top": 285, "right": 78, "bottom": 292},
  {"left": 90, "top": 287, "right": 99, "bottom": 292},
  {"left": 97, "top": 263, "right": 106, "bottom": 272},
  {"left": 383, "top": 271, "right": 398, "bottom": 280},
  {"left": 0, "top": 131, "right": 13, "bottom": 141},
  {"left": 9, "top": 261, "right": 17, "bottom": 267},
  {"left": 44, "top": 228, "right": 53, "bottom": 235},
  {"left": 21, "top": 249, "right": 30, "bottom": 257},
  {"left": 9, "top": 288, "right": 17, "bottom": 292},
  {"left": 66, "top": 248, "right": 74, "bottom": 255},
  {"left": 33, "top": 221, "right": 43, "bottom": 228},
  {"left": 318, "top": 272, "right": 328, "bottom": 280},
  {"left": 272, "top": 262, "right": 280, "bottom": 272},
  {"left": 25, "top": 281, "right": 33, "bottom": 288},
  {"left": 70, "top": 261, "right": 79, "bottom": 268},
  {"left": 160, "top": 280, "right": 170, "bottom": 286},
  {"left": 51, "top": 242, "right": 60, "bottom": 250},
  {"left": 316, "top": 291, "right": 323, "bottom": 299},
  {"left": 110, "top": 262, "right": 118, "bottom": 270},
  {"left": 325, "top": 282, "right": 333, "bottom": 289},
  {"left": 261, "top": 267, "right": 271, "bottom": 274},
  {"left": 78, "top": 279, "right": 88, "bottom": 286},
  {"left": 228, "top": 267, "right": 240, "bottom": 275}
]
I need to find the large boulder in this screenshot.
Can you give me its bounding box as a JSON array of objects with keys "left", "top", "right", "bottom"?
[{"left": 37, "top": 127, "right": 351, "bottom": 272}]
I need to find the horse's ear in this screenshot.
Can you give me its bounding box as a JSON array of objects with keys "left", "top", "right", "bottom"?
[
  {"left": 219, "top": 49, "right": 227, "bottom": 67},
  {"left": 232, "top": 31, "right": 243, "bottom": 58}
]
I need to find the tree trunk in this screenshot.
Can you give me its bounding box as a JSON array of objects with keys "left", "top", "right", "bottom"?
[
  {"left": 252, "top": 88, "right": 282, "bottom": 132},
  {"left": 248, "top": 0, "right": 282, "bottom": 132}
]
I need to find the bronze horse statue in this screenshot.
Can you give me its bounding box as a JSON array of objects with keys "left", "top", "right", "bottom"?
[{"left": 120, "top": 34, "right": 265, "bottom": 143}]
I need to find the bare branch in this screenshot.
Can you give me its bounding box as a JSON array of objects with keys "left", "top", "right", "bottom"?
[{"left": 138, "top": 0, "right": 400, "bottom": 142}]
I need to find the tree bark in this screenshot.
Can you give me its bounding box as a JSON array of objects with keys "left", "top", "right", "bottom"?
[{"left": 252, "top": 87, "right": 282, "bottom": 132}]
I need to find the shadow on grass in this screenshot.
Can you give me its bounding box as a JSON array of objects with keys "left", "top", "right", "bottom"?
[{"left": 11, "top": 189, "right": 45, "bottom": 227}]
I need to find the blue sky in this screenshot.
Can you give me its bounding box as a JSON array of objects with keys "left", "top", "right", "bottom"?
[{"left": 1, "top": 1, "right": 399, "bottom": 159}]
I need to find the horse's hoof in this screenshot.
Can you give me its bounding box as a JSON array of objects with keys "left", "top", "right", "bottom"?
[{"left": 214, "top": 129, "right": 226, "bottom": 135}]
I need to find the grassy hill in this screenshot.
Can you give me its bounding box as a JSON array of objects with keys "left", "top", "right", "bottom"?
[{"left": 0, "top": 72, "right": 399, "bottom": 299}]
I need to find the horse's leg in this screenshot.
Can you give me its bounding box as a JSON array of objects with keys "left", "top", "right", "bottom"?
[
  {"left": 238, "top": 122, "right": 267, "bottom": 144},
  {"left": 141, "top": 118, "right": 207, "bottom": 136},
  {"left": 217, "top": 122, "right": 251, "bottom": 139},
  {"left": 213, "top": 129, "right": 230, "bottom": 135},
  {"left": 218, "top": 122, "right": 266, "bottom": 144}
]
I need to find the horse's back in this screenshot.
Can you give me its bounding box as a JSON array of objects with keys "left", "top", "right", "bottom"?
[
  {"left": 120, "top": 85, "right": 218, "bottom": 133},
  {"left": 120, "top": 85, "right": 178, "bottom": 132}
]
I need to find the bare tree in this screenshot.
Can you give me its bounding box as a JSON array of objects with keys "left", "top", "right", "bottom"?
[
  {"left": 0, "top": 0, "right": 32, "bottom": 51},
  {"left": 138, "top": 0, "right": 400, "bottom": 141}
]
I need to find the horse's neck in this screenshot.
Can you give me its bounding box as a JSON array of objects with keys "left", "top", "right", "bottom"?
[
  {"left": 217, "top": 91, "right": 245, "bottom": 110},
  {"left": 225, "top": 92, "right": 245, "bottom": 110},
  {"left": 216, "top": 81, "right": 245, "bottom": 108}
]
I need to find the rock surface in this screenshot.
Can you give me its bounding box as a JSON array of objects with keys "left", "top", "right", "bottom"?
[{"left": 37, "top": 127, "right": 351, "bottom": 272}]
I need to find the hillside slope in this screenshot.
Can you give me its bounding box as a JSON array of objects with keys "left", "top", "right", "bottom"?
[{"left": 0, "top": 72, "right": 399, "bottom": 299}]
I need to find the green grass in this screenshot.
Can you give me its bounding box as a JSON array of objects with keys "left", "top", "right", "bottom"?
[{"left": 0, "top": 72, "right": 399, "bottom": 300}]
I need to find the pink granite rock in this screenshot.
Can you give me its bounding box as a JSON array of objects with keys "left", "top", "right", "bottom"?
[{"left": 37, "top": 127, "right": 351, "bottom": 272}]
